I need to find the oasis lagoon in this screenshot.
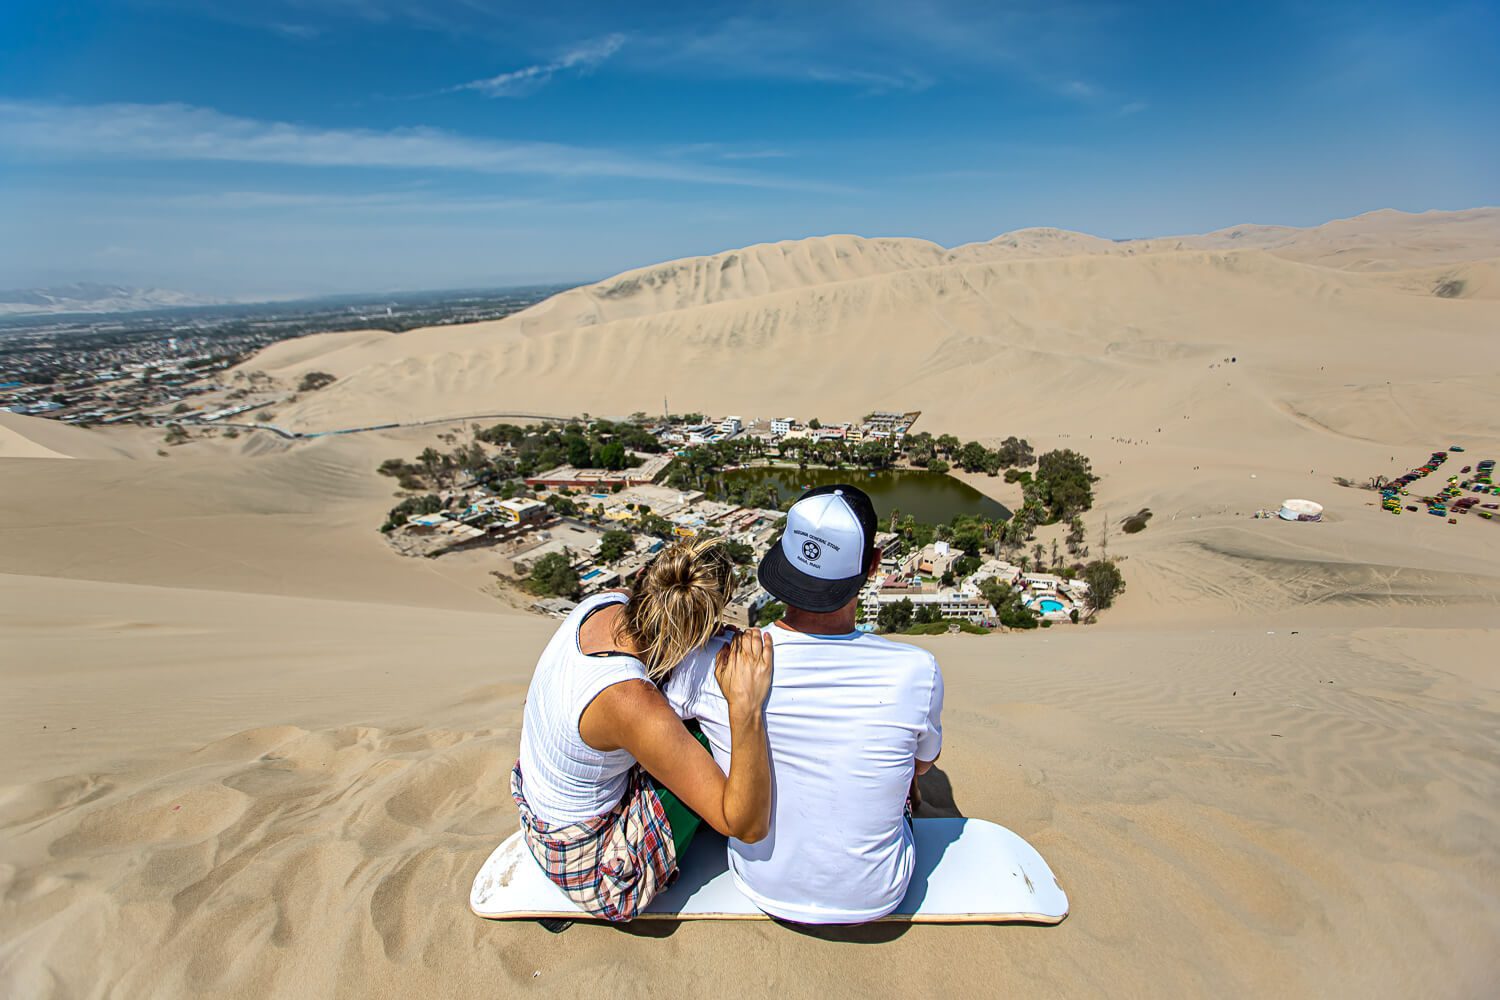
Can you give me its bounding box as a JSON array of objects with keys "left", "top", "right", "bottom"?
[{"left": 715, "top": 467, "right": 1011, "bottom": 524}]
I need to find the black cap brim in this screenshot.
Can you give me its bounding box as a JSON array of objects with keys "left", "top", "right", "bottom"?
[{"left": 757, "top": 542, "right": 867, "bottom": 614}]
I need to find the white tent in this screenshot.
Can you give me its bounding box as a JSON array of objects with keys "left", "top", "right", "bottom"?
[{"left": 1278, "top": 499, "right": 1324, "bottom": 522}]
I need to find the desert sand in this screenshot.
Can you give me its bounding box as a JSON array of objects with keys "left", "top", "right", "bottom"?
[{"left": 2, "top": 208, "right": 1498, "bottom": 998}]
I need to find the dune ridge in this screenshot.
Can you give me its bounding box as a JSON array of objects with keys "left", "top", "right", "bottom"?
[{"left": 259, "top": 209, "right": 1499, "bottom": 439}]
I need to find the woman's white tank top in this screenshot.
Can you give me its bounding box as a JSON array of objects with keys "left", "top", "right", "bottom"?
[{"left": 516, "top": 593, "right": 651, "bottom": 824}]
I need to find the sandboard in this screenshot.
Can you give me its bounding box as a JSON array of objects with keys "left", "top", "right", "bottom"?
[{"left": 470, "top": 817, "right": 1068, "bottom": 924}]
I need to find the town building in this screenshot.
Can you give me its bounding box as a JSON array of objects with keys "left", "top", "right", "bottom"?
[
  {"left": 524, "top": 452, "right": 672, "bottom": 490},
  {"left": 531, "top": 597, "right": 579, "bottom": 618},
  {"left": 718, "top": 415, "right": 743, "bottom": 436},
  {"left": 1023, "top": 572, "right": 1064, "bottom": 593},
  {"left": 722, "top": 586, "right": 774, "bottom": 629},
  {"left": 496, "top": 498, "right": 547, "bottom": 525},
  {"left": 770, "top": 417, "right": 794, "bottom": 437},
  {"left": 904, "top": 540, "right": 961, "bottom": 580},
  {"left": 858, "top": 588, "right": 997, "bottom": 626}
]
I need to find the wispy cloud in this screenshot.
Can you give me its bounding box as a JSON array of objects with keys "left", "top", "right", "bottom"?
[
  {"left": 269, "top": 22, "right": 320, "bottom": 41},
  {"left": 804, "top": 65, "right": 933, "bottom": 94},
  {"left": 0, "top": 99, "right": 838, "bottom": 190},
  {"left": 655, "top": 17, "right": 934, "bottom": 95},
  {"left": 152, "top": 189, "right": 648, "bottom": 216},
  {"left": 664, "top": 142, "right": 793, "bottom": 161},
  {"left": 449, "top": 34, "right": 626, "bottom": 97},
  {"left": 1118, "top": 100, "right": 1148, "bottom": 116}
]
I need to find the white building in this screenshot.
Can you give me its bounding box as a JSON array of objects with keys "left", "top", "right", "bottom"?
[
  {"left": 771, "top": 417, "right": 794, "bottom": 437},
  {"left": 859, "top": 589, "right": 996, "bottom": 626},
  {"left": 968, "top": 559, "right": 1023, "bottom": 589},
  {"left": 1023, "top": 572, "right": 1064, "bottom": 593},
  {"left": 719, "top": 415, "right": 743, "bottom": 436}
]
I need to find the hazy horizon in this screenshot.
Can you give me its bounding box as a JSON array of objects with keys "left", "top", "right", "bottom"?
[{"left": 2, "top": 1, "right": 1496, "bottom": 298}]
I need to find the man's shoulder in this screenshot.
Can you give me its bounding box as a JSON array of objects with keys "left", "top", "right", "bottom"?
[
  {"left": 663, "top": 634, "right": 729, "bottom": 701},
  {"left": 860, "top": 632, "right": 941, "bottom": 669},
  {"left": 780, "top": 629, "right": 938, "bottom": 673}
]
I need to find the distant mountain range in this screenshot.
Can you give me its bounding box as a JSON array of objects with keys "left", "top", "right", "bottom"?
[{"left": 0, "top": 283, "right": 226, "bottom": 317}]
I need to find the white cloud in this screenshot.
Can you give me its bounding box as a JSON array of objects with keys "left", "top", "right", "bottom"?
[
  {"left": 656, "top": 17, "right": 934, "bottom": 94},
  {"left": 269, "top": 22, "right": 321, "bottom": 40},
  {"left": 451, "top": 34, "right": 626, "bottom": 97},
  {"left": 1119, "top": 100, "right": 1148, "bottom": 116},
  {"left": 0, "top": 98, "right": 831, "bottom": 189}
]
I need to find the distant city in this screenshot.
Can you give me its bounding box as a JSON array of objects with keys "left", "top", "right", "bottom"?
[{"left": 0, "top": 285, "right": 573, "bottom": 424}]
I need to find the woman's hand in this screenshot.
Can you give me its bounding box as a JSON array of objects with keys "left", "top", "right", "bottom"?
[
  {"left": 714, "top": 628, "right": 773, "bottom": 719},
  {"left": 598, "top": 630, "right": 775, "bottom": 844}
]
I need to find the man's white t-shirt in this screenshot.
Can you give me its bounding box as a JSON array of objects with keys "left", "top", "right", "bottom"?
[{"left": 665, "top": 624, "right": 944, "bottom": 924}]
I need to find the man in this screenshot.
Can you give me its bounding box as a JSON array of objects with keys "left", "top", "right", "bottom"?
[{"left": 666, "top": 485, "right": 944, "bottom": 923}]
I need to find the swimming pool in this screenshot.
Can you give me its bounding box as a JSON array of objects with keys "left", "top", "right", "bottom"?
[
  {"left": 581, "top": 569, "right": 604, "bottom": 581},
  {"left": 1037, "top": 598, "right": 1066, "bottom": 614}
]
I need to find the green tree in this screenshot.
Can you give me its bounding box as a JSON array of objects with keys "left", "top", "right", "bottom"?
[
  {"left": 722, "top": 539, "right": 756, "bottom": 565},
  {"left": 928, "top": 458, "right": 951, "bottom": 475},
  {"left": 381, "top": 493, "right": 443, "bottom": 532},
  {"left": 979, "top": 578, "right": 1039, "bottom": 629},
  {"left": 756, "top": 601, "right": 787, "bottom": 626},
  {"left": 857, "top": 439, "right": 895, "bottom": 469},
  {"left": 639, "top": 513, "right": 676, "bottom": 538},
  {"left": 1036, "top": 449, "right": 1097, "bottom": 519},
  {"left": 565, "top": 435, "right": 592, "bottom": 467},
  {"left": 914, "top": 602, "right": 941, "bottom": 625},
  {"left": 957, "top": 441, "right": 990, "bottom": 472},
  {"left": 546, "top": 494, "right": 578, "bottom": 516},
  {"left": 1081, "top": 559, "right": 1125, "bottom": 612},
  {"left": 528, "top": 552, "right": 581, "bottom": 598},
  {"left": 594, "top": 441, "right": 630, "bottom": 470},
  {"left": 951, "top": 526, "right": 985, "bottom": 556},
  {"left": 598, "top": 530, "right": 633, "bottom": 562},
  {"left": 877, "top": 598, "right": 915, "bottom": 633},
  {"left": 994, "top": 436, "right": 1035, "bottom": 468},
  {"left": 298, "top": 371, "right": 337, "bottom": 392},
  {"left": 1066, "top": 515, "right": 1087, "bottom": 555}
]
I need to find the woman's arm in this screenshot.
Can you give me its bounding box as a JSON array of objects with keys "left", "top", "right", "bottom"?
[{"left": 581, "top": 631, "right": 773, "bottom": 842}]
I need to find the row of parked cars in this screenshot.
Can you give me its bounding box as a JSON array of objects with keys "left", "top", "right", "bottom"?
[{"left": 1381, "top": 450, "right": 1498, "bottom": 522}]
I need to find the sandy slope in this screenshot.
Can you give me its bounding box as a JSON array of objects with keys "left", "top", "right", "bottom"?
[
  {"left": 2, "top": 575, "right": 1495, "bottom": 997},
  {"left": 2, "top": 209, "right": 1499, "bottom": 998},
  {"left": 0, "top": 412, "right": 145, "bottom": 460}
]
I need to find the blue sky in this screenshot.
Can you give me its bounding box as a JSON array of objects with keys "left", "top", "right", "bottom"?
[{"left": 1, "top": 1, "right": 1496, "bottom": 298}]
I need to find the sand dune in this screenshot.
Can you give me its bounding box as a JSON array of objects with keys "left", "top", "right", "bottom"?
[
  {"left": 0, "top": 411, "right": 145, "bottom": 460},
  {"left": 3, "top": 209, "right": 1499, "bottom": 998},
  {"left": 255, "top": 209, "right": 1499, "bottom": 443}
]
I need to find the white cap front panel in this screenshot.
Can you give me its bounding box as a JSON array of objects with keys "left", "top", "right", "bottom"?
[{"left": 780, "top": 490, "right": 865, "bottom": 580}]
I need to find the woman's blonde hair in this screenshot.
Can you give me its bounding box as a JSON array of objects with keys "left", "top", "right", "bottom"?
[{"left": 617, "top": 537, "right": 737, "bottom": 683}]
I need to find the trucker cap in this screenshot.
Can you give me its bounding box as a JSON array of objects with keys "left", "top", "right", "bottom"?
[{"left": 757, "top": 484, "right": 878, "bottom": 613}]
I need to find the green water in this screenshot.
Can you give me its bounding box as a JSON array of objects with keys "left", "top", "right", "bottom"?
[{"left": 717, "top": 467, "right": 1011, "bottom": 524}]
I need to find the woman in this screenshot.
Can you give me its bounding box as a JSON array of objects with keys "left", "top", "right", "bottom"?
[{"left": 513, "top": 537, "right": 772, "bottom": 922}]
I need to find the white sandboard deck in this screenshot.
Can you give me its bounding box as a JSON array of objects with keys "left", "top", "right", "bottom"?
[{"left": 470, "top": 817, "right": 1068, "bottom": 924}]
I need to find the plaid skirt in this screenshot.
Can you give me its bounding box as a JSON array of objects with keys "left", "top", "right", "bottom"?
[{"left": 511, "top": 762, "right": 679, "bottom": 922}]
